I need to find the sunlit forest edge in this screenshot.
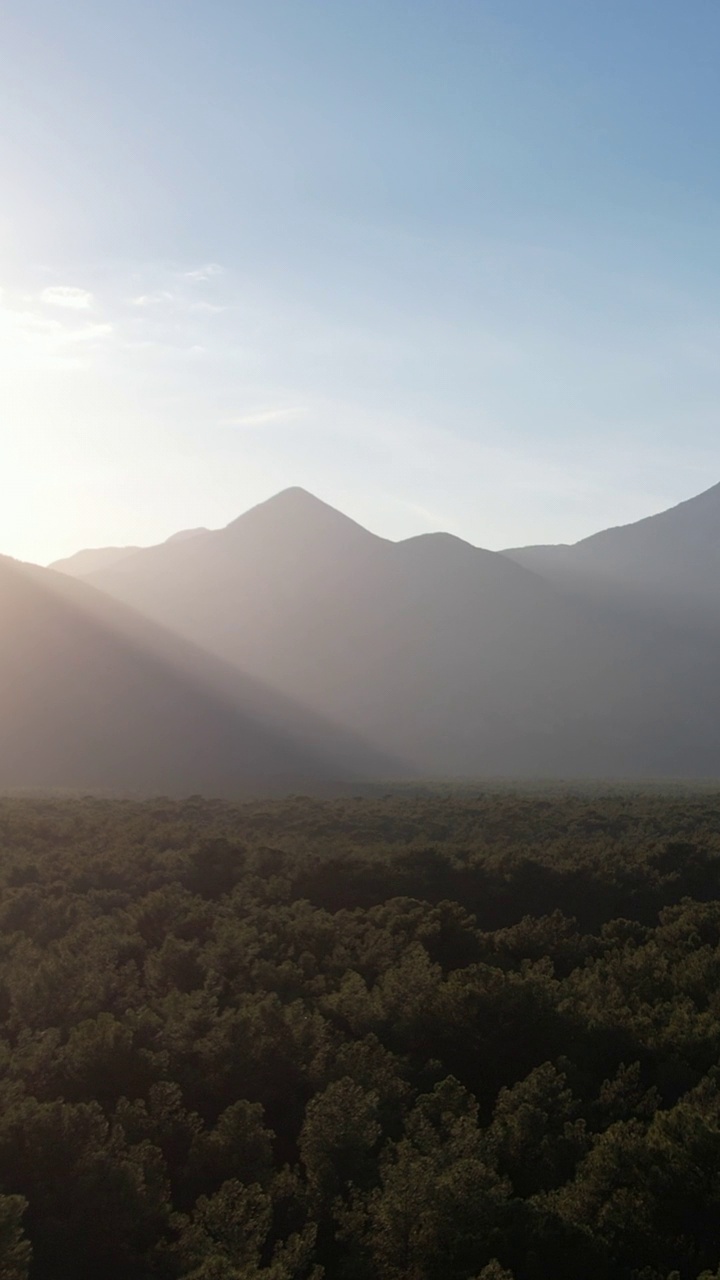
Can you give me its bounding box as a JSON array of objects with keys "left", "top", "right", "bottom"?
[{"left": 3, "top": 787, "right": 720, "bottom": 1279}]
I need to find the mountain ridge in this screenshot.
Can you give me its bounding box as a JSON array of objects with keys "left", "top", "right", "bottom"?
[
  {"left": 29, "top": 478, "right": 720, "bottom": 782},
  {"left": 55, "top": 479, "right": 720, "bottom": 578},
  {"left": 503, "top": 478, "right": 720, "bottom": 607},
  {"left": 51, "top": 526, "right": 212, "bottom": 580},
  {"left": 46, "top": 481, "right": 720, "bottom": 779}
]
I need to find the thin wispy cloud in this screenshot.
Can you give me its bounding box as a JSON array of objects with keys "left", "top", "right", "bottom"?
[
  {"left": 131, "top": 291, "right": 176, "bottom": 307},
  {"left": 219, "top": 406, "right": 309, "bottom": 428},
  {"left": 0, "top": 283, "right": 114, "bottom": 381},
  {"left": 394, "top": 499, "right": 448, "bottom": 528},
  {"left": 184, "top": 264, "right": 223, "bottom": 282},
  {"left": 130, "top": 291, "right": 225, "bottom": 314},
  {"left": 40, "top": 286, "right": 94, "bottom": 310}
]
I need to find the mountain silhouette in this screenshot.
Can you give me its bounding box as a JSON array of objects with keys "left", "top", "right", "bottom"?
[
  {"left": 50, "top": 545, "right": 142, "bottom": 578},
  {"left": 51, "top": 526, "right": 210, "bottom": 579},
  {"left": 57, "top": 485, "right": 720, "bottom": 779},
  {"left": 504, "top": 480, "right": 720, "bottom": 613},
  {"left": 0, "top": 554, "right": 396, "bottom": 795}
]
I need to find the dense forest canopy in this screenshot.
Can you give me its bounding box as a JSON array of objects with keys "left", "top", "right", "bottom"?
[{"left": 3, "top": 788, "right": 720, "bottom": 1279}]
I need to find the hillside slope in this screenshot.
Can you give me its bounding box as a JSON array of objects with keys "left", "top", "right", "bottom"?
[
  {"left": 0, "top": 553, "right": 391, "bottom": 794},
  {"left": 51, "top": 527, "right": 210, "bottom": 579},
  {"left": 504, "top": 480, "right": 720, "bottom": 611}
]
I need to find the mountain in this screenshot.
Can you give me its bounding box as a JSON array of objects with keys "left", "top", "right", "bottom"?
[
  {"left": 68, "top": 486, "right": 720, "bottom": 779},
  {"left": 50, "top": 546, "right": 142, "bottom": 578},
  {"left": 504, "top": 481, "right": 720, "bottom": 613},
  {"left": 74, "top": 489, "right": 561, "bottom": 771},
  {"left": 0, "top": 553, "right": 394, "bottom": 795},
  {"left": 50, "top": 527, "right": 210, "bottom": 579},
  {"left": 163, "top": 527, "right": 210, "bottom": 544}
]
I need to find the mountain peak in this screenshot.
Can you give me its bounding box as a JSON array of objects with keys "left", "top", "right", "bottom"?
[
  {"left": 399, "top": 530, "right": 482, "bottom": 555},
  {"left": 246, "top": 486, "right": 342, "bottom": 518},
  {"left": 225, "top": 487, "right": 382, "bottom": 546},
  {"left": 273, "top": 485, "right": 319, "bottom": 503}
]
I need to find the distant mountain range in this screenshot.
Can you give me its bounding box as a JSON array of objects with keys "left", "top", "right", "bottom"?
[
  {"left": 505, "top": 481, "right": 720, "bottom": 616},
  {"left": 50, "top": 527, "right": 210, "bottom": 579},
  {"left": 27, "top": 480, "right": 720, "bottom": 788}
]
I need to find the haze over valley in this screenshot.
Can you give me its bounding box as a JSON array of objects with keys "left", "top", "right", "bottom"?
[{"left": 1, "top": 479, "right": 717, "bottom": 794}]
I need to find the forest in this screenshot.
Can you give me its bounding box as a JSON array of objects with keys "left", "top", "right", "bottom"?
[{"left": 2, "top": 787, "right": 720, "bottom": 1280}]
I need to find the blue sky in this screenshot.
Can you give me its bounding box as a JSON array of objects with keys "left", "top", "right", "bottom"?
[{"left": 3, "top": 0, "right": 720, "bottom": 562}]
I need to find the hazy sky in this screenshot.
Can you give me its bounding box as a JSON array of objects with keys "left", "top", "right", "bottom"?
[{"left": 3, "top": 0, "right": 720, "bottom": 564}]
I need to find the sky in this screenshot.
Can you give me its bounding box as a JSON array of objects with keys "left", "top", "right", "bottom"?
[{"left": 3, "top": 0, "right": 720, "bottom": 564}]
